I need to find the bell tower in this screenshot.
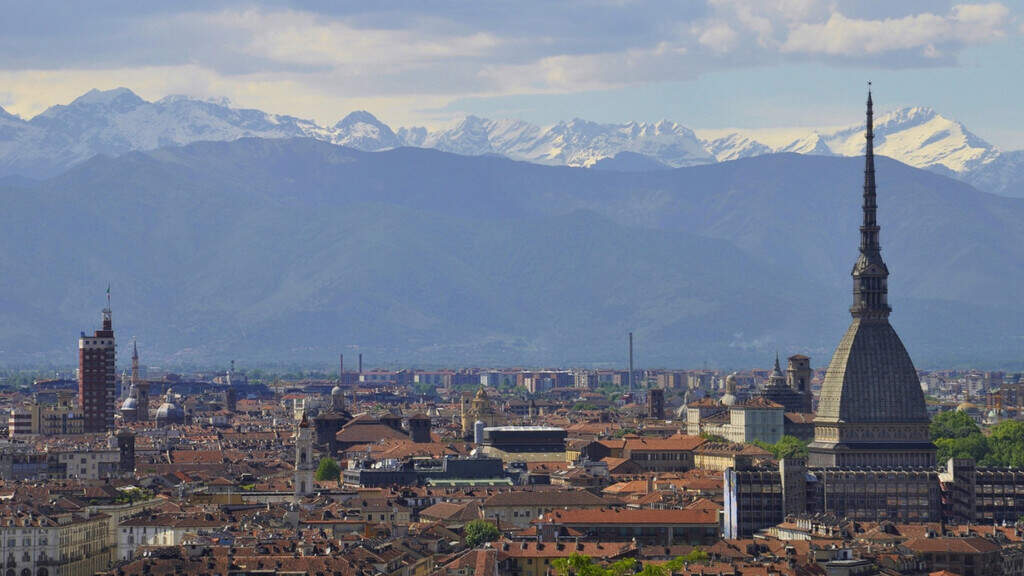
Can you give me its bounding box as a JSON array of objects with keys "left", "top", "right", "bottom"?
[{"left": 294, "top": 412, "right": 316, "bottom": 500}]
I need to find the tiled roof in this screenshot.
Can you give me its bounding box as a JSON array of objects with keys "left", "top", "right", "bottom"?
[
  {"left": 482, "top": 489, "right": 608, "bottom": 507},
  {"left": 903, "top": 536, "right": 1000, "bottom": 554},
  {"left": 542, "top": 507, "right": 719, "bottom": 526},
  {"left": 496, "top": 539, "right": 635, "bottom": 559},
  {"left": 624, "top": 435, "right": 706, "bottom": 452}
]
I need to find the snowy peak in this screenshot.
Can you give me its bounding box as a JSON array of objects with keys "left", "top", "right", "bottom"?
[
  {"left": 330, "top": 111, "right": 402, "bottom": 151},
  {"left": 419, "top": 114, "right": 544, "bottom": 155},
  {"left": 70, "top": 87, "right": 145, "bottom": 107},
  {"left": 824, "top": 106, "right": 998, "bottom": 173},
  {"left": 0, "top": 87, "right": 1015, "bottom": 196},
  {"left": 779, "top": 133, "right": 831, "bottom": 156},
  {"left": 705, "top": 133, "right": 773, "bottom": 162},
  {"left": 699, "top": 107, "right": 1000, "bottom": 174},
  {"left": 415, "top": 116, "right": 711, "bottom": 168}
]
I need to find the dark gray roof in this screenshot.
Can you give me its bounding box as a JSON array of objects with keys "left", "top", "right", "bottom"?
[{"left": 816, "top": 318, "right": 928, "bottom": 424}]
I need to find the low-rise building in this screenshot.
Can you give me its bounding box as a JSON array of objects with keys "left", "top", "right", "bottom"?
[
  {"left": 622, "top": 435, "right": 706, "bottom": 472},
  {"left": 479, "top": 489, "right": 609, "bottom": 528},
  {"left": 538, "top": 507, "right": 720, "bottom": 546},
  {"left": 0, "top": 507, "right": 113, "bottom": 576}
]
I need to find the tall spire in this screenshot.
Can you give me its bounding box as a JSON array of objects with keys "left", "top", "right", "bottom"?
[
  {"left": 131, "top": 338, "right": 139, "bottom": 386},
  {"left": 861, "top": 83, "right": 879, "bottom": 255},
  {"left": 850, "top": 82, "right": 891, "bottom": 321}
]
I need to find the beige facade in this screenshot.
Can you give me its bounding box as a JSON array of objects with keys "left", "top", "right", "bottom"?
[
  {"left": 54, "top": 450, "right": 120, "bottom": 480},
  {"left": 0, "top": 510, "right": 112, "bottom": 576},
  {"left": 694, "top": 398, "right": 784, "bottom": 445}
]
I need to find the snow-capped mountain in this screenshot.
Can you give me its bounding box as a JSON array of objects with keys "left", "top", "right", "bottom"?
[
  {"left": 329, "top": 111, "right": 403, "bottom": 150},
  {"left": 703, "top": 107, "right": 1000, "bottom": 174},
  {"left": 406, "top": 116, "right": 711, "bottom": 167},
  {"left": 704, "top": 133, "right": 772, "bottom": 162},
  {"left": 0, "top": 87, "right": 1020, "bottom": 197},
  {"left": 0, "top": 88, "right": 326, "bottom": 177}
]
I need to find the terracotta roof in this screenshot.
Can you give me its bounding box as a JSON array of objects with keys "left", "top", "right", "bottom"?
[
  {"left": 542, "top": 507, "right": 719, "bottom": 526},
  {"left": 903, "top": 537, "right": 1000, "bottom": 554},
  {"left": 735, "top": 397, "right": 783, "bottom": 409},
  {"left": 624, "top": 435, "right": 706, "bottom": 452},
  {"left": 419, "top": 501, "right": 481, "bottom": 523},
  {"left": 482, "top": 490, "right": 607, "bottom": 507},
  {"left": 496, "top": 539, "right": 635, "bottom": 559}
]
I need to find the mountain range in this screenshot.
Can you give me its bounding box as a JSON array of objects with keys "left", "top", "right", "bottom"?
[
  {"left": 1, "top": 88, "right": 1021, "bottom": 198},
  {"left": 0, "top": 137, "right": 1021, "bottom": 369}
]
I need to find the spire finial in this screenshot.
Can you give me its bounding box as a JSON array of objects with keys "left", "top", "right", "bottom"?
[{"left": 850, "top": 83, "right": 891, "bottom": 321}]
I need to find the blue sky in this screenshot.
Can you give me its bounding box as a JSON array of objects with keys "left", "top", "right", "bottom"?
[{"left": 2, "top": 1, "right": 1023, "bottom": 147}]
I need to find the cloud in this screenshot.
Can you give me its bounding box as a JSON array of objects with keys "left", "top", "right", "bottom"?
[
  {"left": 0, "top": 2, "right": 1018, "bottom": 127},
  {"left": 781, "top": 3, "right": 1010, "bottom": 57},
  {"left": 201, "top": 9, "right": 501, "bottom": 70},
  {"left": 696, "top": 22, "right": 739, "bottom": 53}
]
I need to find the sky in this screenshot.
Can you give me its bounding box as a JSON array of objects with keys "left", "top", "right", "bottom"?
[{"left": 2, "top": 1, "right": 1023, "bottom": 148}]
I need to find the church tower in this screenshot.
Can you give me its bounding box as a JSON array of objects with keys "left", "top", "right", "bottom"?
[
  {"left": 808, "top": 87, "right": 936, "bottom": 468},
  {"left": 294, "top": 412, "right": 316, "bottom": 500},
  {"left": 786, "top": 355, "right": 813, "bottom": 413}
]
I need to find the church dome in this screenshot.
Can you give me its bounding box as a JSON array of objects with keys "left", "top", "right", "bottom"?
[
  {"left": 155, "top": 401, "right": 184, "bottom": 424},
  {"left": 120, "top": 396, "right": 137, "bottom": 411},
  {"left": 331, "top": 385, "right": 343, "bottom": 397},
  {"left": 720, "top": 392, "right": 737, "bottom": 407},
  {"left": 816, "top": 320, "right": 929, "bottom": 424}
]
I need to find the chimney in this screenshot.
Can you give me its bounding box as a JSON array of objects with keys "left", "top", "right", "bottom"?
[
  {"left": 339, "top": 354, "right": 344, "bottom": 377},
  {"left": 358, "top": 353, "right": 363, "bottom": 374}
]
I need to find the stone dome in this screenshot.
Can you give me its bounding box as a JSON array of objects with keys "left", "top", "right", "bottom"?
[
  {"left": 120, "top": 396, "right": 137, "bottom": 411},
  {"left": 155, "top": 401, "right": 184, "bottom": 424},
  {"left": 816, "top": 320, "right": 929, "bottom": 424},
  {"left": 331, "top": 385, "right": 344, "bottom": 397}
]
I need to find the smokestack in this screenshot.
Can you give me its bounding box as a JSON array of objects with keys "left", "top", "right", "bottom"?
[
  {"left": 628, "top": 332, "right": 634, "bottom": 392},
  {"left": 358, "top": 353, "right": 363, "bottom": 374},
  {"left": 339, "top": 354, "right": 344, "bottom": 378}
]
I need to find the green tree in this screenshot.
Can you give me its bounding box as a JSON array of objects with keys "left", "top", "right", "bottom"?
[
  {"left": 935, "top": 434, "right": 989, "bottom": 463},
  {"left": 613, "top": 428, "right": 638, "bottom": 438},
  {"left": 315, "top": 457, "right": 341, "bottom": 482},
  {"left": 606, "top": 558, "right": 637, "bottom": 576},
  {"left": 984, "top": 420, "right": 1024, "bottom": 468},
  {"left": 753, "top": 436, "right": 809, "bottom": 460},
  {"left": 930, "top": 410, "right": 981, "bottom": 440},
  {"left": 550, "top": 554, "right": 636, "bottom": 576},
  {"left": 700, "top": 433, "right": 729, "bottom": 443},
  {"left": 464, "top": 519, "right": 500, "bottom": 548},
  {"left": 552, "top": 553, "right": 607, "bottom": 576}
]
